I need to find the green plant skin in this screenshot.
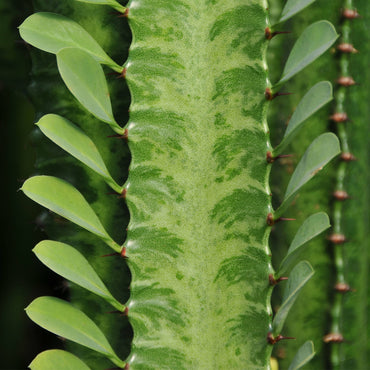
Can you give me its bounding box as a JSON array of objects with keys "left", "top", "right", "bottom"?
[
  {"left": 339, "top": 0, "right": 370, "bottom": 367},
  {"left": 28, "top": 1, "right": 131, "bottom": 368},
  {"left": 21, "top": 0, "right": 364, "bottom": 368},
  {"left": 268, "top": 1, "right": 342, "bottom": 368},
  {"left": 269, "top": 0, "right": 370, "bottom": 368},
  {"left": 124, "top": 1, "right": 276, "bottom": 368}
]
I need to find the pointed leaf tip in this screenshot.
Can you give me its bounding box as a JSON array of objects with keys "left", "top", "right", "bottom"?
[
  {"left": 273, "top": 261, "right": 314, "bottom": 335},
  {"left": 33, "top": 241, "right": 124, "bottom": 311},
  {"left": 278, "top": 212, "right": 330, "bottom": 275},
  {"left": 288, "top": 341, "right": 315, "bottom": 370},
  {"left": 276, "top": 133, "right": 340, "bottom": 217},
  {"left": 21, "top": 176, "right": 120, "bottom": 252},
  {"left": 26, "top": 297, "right": 125, "bottom": 368},
  {"left": 57, "top": 48, "right": 123, "bottom": 134},
  {"left": 29, "top": 350, "right": 90, "bottom": 370},
  {"left": 276, "top": 21, "right": 338, "bottom": 86},
  {"left": 19, "top": 12, "right": 120, "bottom": 70},
  {"left": 274, "top": 81, "right": 333, "bottom": 155},
  {"left": 278, "top": 0, "right": 316, "bottom": 24},
  {"left": 36, "top": 114, "right": 122, "bottom": 192}
]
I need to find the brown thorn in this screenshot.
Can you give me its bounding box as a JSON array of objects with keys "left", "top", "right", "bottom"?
[
  {"left": 107, "top": 129, "right": 128, "bottom": 140},
  {"left": 269, "top": 274, "right": 288, "bottom": 286},
  {"left": 328, "top": 233, "right": 347, "bottom": 245},
  {"left": 267, "top": 332, "right": 295, "bottom": 345},
  {"left": 342, "top": 8, "right": 360, "bottom": 19},
  {"left": 106, "top": 310, "right": 123, "bottom": 315},
  {"left": 265, "top": 88, "right": 292, "bottom": 100},
  {"left": 121, "top": 247, "right": 127, "bottom": 258},
  {"left": 265, "top": 27, "right": 291, "bottom": 40},
  {"left": 120, "top": 67, "right": 127, "bottom": 79},
  {"left": 279, "top": 217, "right": 296, "bottom": 222},
  {"left": 330, "top": 112, "right": 348, "bottom": 123},
  {"left": 337, "top": 43, "right": 358, "bottom": 53},
  {"left": 266, "top": 151, "right": 274, "bottom": 163},
  {"left": 266, "top": 213, "right": 275, "bottom": 226},
  {"left": 333, "top": 190, "right": 350, "bottom": 201},
  {"left": 334, "top": 282, "right": 354, "bottom": 293},
  {"left": 267, "top": 151, "right": 294, "bottom": 163},
  {"left": 323, "top": 333, "right": 344, "bottom": 343},
  {"left": 341, "top": 152, "right": 357, "bottom": 161},
  {"left": 267, "top": 213, "right": 295, "bottom": 226},
  {"left": 124, "top": 364, "right": 130, "bottom": 370},
  {"left": 337, "top": 76, "right": 356, "bottom": 87},
  {"left": 100, "top": 252, "right": 120, "bottom": 257},
  {"left": 117, "top": 8, "right": 129, "bottom": 18},
  {"left": 120, "top": 188, "right": 127, "bottom": 199}
]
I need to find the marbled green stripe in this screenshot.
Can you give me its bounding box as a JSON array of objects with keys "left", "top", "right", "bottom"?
[{"left": 125, "top": 1, "right": 273, "bottom": 368}]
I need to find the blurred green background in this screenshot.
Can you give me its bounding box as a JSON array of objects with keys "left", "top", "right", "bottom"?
[{"left": 0, "top": 1, "right": 62, "bottom": 368}]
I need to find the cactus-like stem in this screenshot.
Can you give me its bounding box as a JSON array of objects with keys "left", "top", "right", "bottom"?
[{"left": 327, "top": 1, "right": 355, "bottom": 367}]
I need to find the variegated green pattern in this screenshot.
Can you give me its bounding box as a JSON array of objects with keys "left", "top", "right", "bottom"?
[{"left": 125, "top": 1, "right": 273, "bottom": 368}]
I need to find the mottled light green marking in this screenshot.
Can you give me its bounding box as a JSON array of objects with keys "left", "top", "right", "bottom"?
[{"left": 125, "top": 1, "right": 273, "bottom": 368}]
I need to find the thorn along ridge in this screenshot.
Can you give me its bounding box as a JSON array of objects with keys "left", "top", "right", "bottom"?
[
  {"left": 120, "top": 247, "right": 127, "bottom": 258},
  {"left": 323, "top": 333, "right": 344, "bottom": 343},
  {"left": 328, "top": 233, "right": 347, "bottom": 244},
  {"left": 337, "top": 76, "right": 356, "bottom": 86},
  {"left": 330, "top": 112, "right": 348, "bottom": 122},
  {"left": 266, "top": 151, "right": 294, "bottom": 163},
  {"left": 337, "top": 43, "right": 358, "bottom": 53},
  {"left": 265, "top": 88, "right": 292, "bottom": 101},
  {"left": 265, "top": 27, "right": 291, "bottom": 40},
  {"left": 341, "top": 152, "right": 357, "bottom": 161},
  {"left": 267, "top": 332, "right": 295, "bottom": 345},
  {"left": 333, "top": 190, "right": 349, "bottom": 201},
  {"left": 342, "top": 8, "right": 360, "bottom": 19},
  {"left": 334, "top": 282, "right": 353, "bottom": 293},
  {"left": 269, "top": 274, "right": 288, "bottom": 286}
]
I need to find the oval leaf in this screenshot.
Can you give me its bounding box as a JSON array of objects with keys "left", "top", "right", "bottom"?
[
  {"left": 21, "top": 176, "right": 120, "bottom": 252},
  {"left": 75, "top": 0, "right": 126, "bottom": 13},
  {"left": 19, "top": 13, "right": 121, "bottom": 71},
  {"left": 33, "top": 240, "right": 124, "bottom": 311},
  {"left": 276, "top": 133, "right": 340, "bottom": 217},
  {"left": 276, "top": 21, "right": 338, "bottom": 86},
  {"left": 278, "top": 212, "right": 330, "bottom": 276},
  {"left": 274, "top": 81, "right": 333, "bottom": 155},
  {"left": 29, "top": 350, "right": 90, "bottom": 370},
  {"left": 36, "top": 114, "right": 123, "bottom": 193},
  {"left": 278, "top": 0, "right": 316, "bottom": 23},
  {"left": 26, "top": 297, "right": 125, "bottom": 368},
  {"left": 57, "top": 48, "right": 123, "bottom": 134},
  {"left": 288, "top": 341, "right": 315, "bottom": 370},
  {"left": 272, "top": 261, "right": 314, "bottom": 335}
]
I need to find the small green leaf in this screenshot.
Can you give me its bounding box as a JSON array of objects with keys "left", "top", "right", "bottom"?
[
  {"left": 21, "top": 176, "right": 120, "bottom": 252},
  {"left": 36, "top": 114, "right": 123, "bottom": 193},
  {"left": 19, "top": 13, "right": 122, "bottom": 72},
  {"left": 288, "top": 341, "right": 315, "bottom": 370},
  {"left": 276, "top": 133, "right": 340, "bottom": 217},
  {"left": 74, "top": 0, "right": 126, "bottom": 13},
  {"left": 278, "top": 212, "right": 330, "bottom": 276},
  {"left": 278, "top": 0, "right": 316, "bottom": 23},
  {"left": 29, "top": 350, "right": 90, "bottom": 370},
  {"left": 26, "top": 297, "right": 126, "bottom": 368},
  {"left": 274, "top": 81, "right": 333, "bottom": 155},
  {"left": 276, "top": 21, "right": 338, "bottom": 86},
  {"left": 272, "top": 261, "right": 314, "bottom": 335},
  {"left": 57, "top": 48, "right": 123, "bottom": 134},
  {"left": 33, "top": 240, "right": 124, "bottom": 311}
]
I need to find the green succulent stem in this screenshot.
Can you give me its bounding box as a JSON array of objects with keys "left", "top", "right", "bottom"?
[{"left": 329, "top": 0, "right": 354, "bottom": 367}]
